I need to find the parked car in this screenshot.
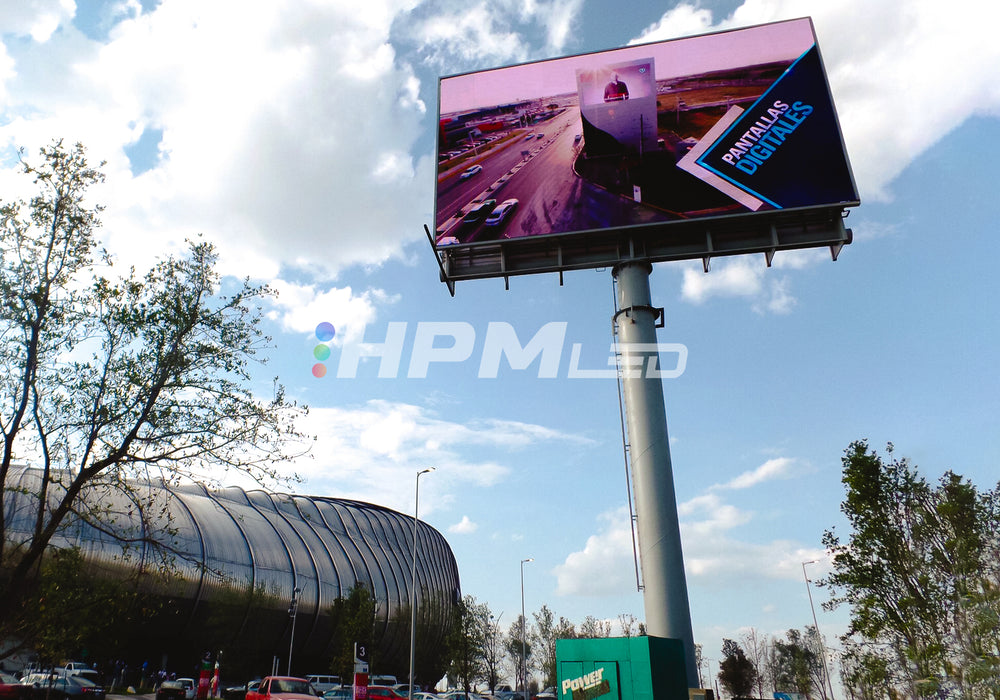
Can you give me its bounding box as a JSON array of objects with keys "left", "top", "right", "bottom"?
[
  {"left": 364, "top": 687, "right": 404, "bottom": 700},
  {"left": 252, "top": 677, "right": 318, "bottom": 700},
  {"left": 413, "top": 694, "right": 441, "bottom": 700},
  {"left": 533, "top": 688, "right": 555, "bottom": 700},
  {"left": 224, "top": 680, "right": 261, "bottom": 700},
  {"left": 307, "top": 677, "right": 340, "bottom": 694},
  {"left": 0, "top": 672, "right": 22, "bottom": 700},
  {"left": 157, "top": 680, "right": 191, "bottom": 700},
  {"left": 493, "top": 692, "right": 523, "bottom": 700},
  {"left": 175, "top": 678, "right": 197, "bottom": 700},
  {"left": 226, "top": 680, "right": 261, "bottom": 700},
  {"left": 322, "top": 689, "right": 351, "bottom": 700},
  {"left": 20, "top": 674, "right": 105, "bottom": 700},
  {"left": 440, "top": 693, "right": 485, "bottom": 700},
  {"left": 493, "top": 686, "right": 524, "bottom": 700}
]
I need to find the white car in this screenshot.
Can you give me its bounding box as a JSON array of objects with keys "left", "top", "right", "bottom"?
[
  {"left": 484, "top": 198, "right": 518, "bottom": 227},
  {"left": 176, "top": 678, "right": 197, "bottom": 700},
  {"left": 459, "top": 165, "right": 482, "bottom": 179}
]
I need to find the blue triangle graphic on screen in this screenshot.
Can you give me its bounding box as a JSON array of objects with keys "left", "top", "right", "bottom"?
[{"left": 696, "top": 45, "right": 857, "bottom": 209}]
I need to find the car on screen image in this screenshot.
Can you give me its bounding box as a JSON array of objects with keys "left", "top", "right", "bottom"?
[
  {"left": 460, "top": 199, "right": 497, "bottom": 228},
  {"left": 364, "top": 687, "right": 404, "bottom": 700},
  {"left": 459, "top": 164, "right": 482, "bottom": 179},
  {"left": 484, "top": 198, "right": 518, "bottom": 227}
]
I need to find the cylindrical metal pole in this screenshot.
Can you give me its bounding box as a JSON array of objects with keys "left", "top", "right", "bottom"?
[
  {"left": 613, "top": 261, "right": 698, "bottom": 687},
  {"left": 520, "top": 558, "right": 533, "bottom": 693},
  {"left": 410, "top": 468, "right": 434, "bottom": 700},
  {"left": 803, "top": 561, "right": 835, "bottom": 700},
  {"left": 287, "top": 585, "right": 300, "bottom": 676}
]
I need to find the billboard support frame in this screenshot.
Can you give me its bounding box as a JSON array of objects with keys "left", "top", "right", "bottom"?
[{"left": 428, "top": 207, "right": 852, "bottom": 294}]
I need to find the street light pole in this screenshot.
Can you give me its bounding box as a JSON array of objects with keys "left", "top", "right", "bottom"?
[
  {"left": 520, "top": 558, "right": 533, "bottom": 694},
  {"left": 803, "top": 560, "right": 835, "bottom": 700},
  {"left": 409, "top": 467, "right": 435, "bottom": 700},
  {"left": 287, "top": 582, "right": 301, "bottom": 676}
]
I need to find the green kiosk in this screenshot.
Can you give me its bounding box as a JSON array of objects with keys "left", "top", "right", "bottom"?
[{"left": 556, "top": 637, "right": 704, "bottom": 700}]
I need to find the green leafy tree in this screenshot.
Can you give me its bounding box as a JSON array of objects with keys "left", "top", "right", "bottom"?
[
  {"left": 533, "top": 605, "right": 573, "bottom": 689},
  {"left": 822, "top": 441, "right": 1000, "bottom": 699},
  {"left": 447, "top": 594, "right": 487, "bottom": 692},
  {"left": 327, "top": 585, "right": 376, "bottom": 679},
  {"left": 482, "top": 610, "right": 505, "bottom": 692},
  {"left": 29, "top": 546, "right": 158, "bottom": 665},
  {"left": 506, "top": 616, "right": 533, "bottom": 692},
  {"left": 0, "top": 141, "right": 305, "bottom": 656},
  {"left": 718, "top": 638, "right": 757, "bottom": 699},
  {"left": 772, "top": 629, "right": 817, "bottom": 697}
]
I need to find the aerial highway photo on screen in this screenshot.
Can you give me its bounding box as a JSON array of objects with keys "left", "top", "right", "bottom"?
[{"left": 433, "top": 18, "right": 858, "bottom": 251}]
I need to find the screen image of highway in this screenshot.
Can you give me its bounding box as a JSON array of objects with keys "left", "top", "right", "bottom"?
[{"left": 433, "top": 18, "right": 857, "bottom": 248}]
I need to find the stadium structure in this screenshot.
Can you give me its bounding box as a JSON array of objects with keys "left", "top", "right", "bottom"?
[{"left": 2, "top": 466, "right": 461, "bottom": 681}]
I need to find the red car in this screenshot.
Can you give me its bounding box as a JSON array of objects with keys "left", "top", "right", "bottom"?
[
  {"left": 0, "top": 672, "right": 22, "bottom": 700},
  {"left": 249, "top": 677, "right": 318, "bottom": 700}
]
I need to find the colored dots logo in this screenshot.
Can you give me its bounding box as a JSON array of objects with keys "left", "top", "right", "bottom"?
[{"left": 312, "top": 322, "right": 336, "bottom": 378}]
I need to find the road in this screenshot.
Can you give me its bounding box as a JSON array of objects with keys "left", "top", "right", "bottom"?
[{"left": 434, "top": 108, "right": 666, "bottom": 245}]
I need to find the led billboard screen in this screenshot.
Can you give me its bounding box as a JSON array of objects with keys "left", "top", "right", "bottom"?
[{"left": 431, "top": 18, "right": 858, "bottom": 286}]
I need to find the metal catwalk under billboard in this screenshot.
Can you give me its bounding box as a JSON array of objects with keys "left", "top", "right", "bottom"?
[{"left": 433, "top": 17, "right": 858, "bottom": 254}]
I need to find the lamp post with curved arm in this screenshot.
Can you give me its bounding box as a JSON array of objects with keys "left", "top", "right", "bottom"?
[
  {"left": 803, "top": 560, "right": 835, "bottom": 700},
  {"left": 409, "top": 467, "right": 435, "bottom": 700},
  {"left": 520, "top": 558, "right": 533, "bottom": 694}
]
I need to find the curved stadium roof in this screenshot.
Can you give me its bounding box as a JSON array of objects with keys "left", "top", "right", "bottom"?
[{"left": 3, "top": 467, "right": 461, "bottom": 678}]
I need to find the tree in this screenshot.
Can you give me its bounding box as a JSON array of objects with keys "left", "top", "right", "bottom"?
[
  {"left": 0, "top": 141, "right": 305, "bottom": 654},
  {"left": 533, "top": 605, "right": 574, "bottom": 689},
  {"left": 822, "top": 441, "right": 1000, "bottom": 699},
  {"left": 578, "top": 616, "right": 612, "bottom": 638},
  {"left": 447, "top": 595, "right": 487, "bottom": 692},
  {"left": 327, "top": 585, "right": 376, "bottom": 680},
  {"left": 718, "top": 639, "right": 757, "bottom": 699},
  {"left": 739, "top": 627, "right": 769, "bottom": 699},
  {"left": 772, "top": 629, "right": 817, "bottom": 697},
  {"left": 617, "top": 613, "right": 637, "bottom": 638},
  {"left": 482, "top": 610, "right": 505, "bottom": 692},
  {"left": 506, "top": 616, "right": 533, "bottom": 692}
]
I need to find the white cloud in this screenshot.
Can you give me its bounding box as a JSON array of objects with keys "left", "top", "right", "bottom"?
[
  {"left": 267, "top": 399, "right": 589, "bottom": 514},
  {"left": 268, "top": 280, "right": 394, "bottom": 345},
  {"left": 556, "top": 486, "right": 828, "bottom": 596},
  {"left": 0, "top": 1, "right": 75, "bottom": 42},
  {"left": 714, "top": 457, "right": 797, "bottom": 490},
  {"left": 634, "top": 0, "right": 1000, "bottom": 203},
  {"left": 1, "top": 0, "right": 433, "bottom": 280},
  {"left": 448, "top": 515, "right": 478, "bottom": 534},
  {"left": 553, "top": 507, "right": 636, "bottom": 596}
]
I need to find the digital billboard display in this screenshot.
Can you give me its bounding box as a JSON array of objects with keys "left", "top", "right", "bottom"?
[{"left": 430, "top": 18, "right": 858, "bottom": 286}]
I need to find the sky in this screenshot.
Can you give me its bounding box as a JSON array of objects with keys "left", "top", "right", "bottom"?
[{"left": 2, "top": 0, "right": 999, "bottom": 694}]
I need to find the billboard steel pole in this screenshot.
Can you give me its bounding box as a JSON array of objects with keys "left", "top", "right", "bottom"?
[{"left": 613, "top": 260, "right": 698, "bottom": 688}]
